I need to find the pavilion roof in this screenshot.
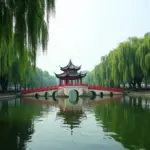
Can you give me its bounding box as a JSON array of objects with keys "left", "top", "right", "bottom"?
[
  {"left": 60, "top": 59, "right": 81, "bottom": 71},
  {"left": 54, "top": 71, "right": 87, "bottom": 78}
]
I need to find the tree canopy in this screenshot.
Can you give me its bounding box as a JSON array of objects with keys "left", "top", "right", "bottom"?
[
  {"left": 0, "top": 0, "right": 55, "bottom": 65},
  {"left": 83, "top": 32, "right": 150, "bottom": 89}
]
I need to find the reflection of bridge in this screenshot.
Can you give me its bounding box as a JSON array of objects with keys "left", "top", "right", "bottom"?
[
  {"left": 21, "top": 60, "right": 124, "bottom": 97},
  {"left": 21, "top": 96, "right": 123, "bottom": 109}
]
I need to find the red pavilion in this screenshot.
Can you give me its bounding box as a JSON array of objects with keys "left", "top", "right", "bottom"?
[{"left": 55, "top": 59, "right": 87, "bottom": 85}]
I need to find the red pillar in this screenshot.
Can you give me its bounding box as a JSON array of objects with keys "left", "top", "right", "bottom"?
[
  {"left": 66, "top": 78, "right": 68, "bottom": 85},
  {"left": 59, "top": 79, "right": 61, "bottom": 85},
  {"left": 80, "top": 78, "right": 82, "bottom": 85},
  {"left": 65, "top": 79, "right": 67, "bottom": 85}
]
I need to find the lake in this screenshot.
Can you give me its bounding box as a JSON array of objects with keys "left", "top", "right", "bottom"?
[{"left": 0, "top": 95, "right": 150, "bottom": 150}]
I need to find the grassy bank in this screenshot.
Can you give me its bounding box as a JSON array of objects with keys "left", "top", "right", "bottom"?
[{"left": 125, "top": 88, "right": 150, "bottom": 97}]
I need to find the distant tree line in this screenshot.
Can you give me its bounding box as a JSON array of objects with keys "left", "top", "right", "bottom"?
[
  {"left": 83, "top": 32, "right": 150, "bottom": 89},
  {"left": 9, "top": 66, "right": 58, "bottom": 91},
  {"left": 0, "top": 47, "right": 57, "bottom": 93}
]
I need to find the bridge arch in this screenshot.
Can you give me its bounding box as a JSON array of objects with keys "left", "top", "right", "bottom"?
[
  {"left": 74, "top": 90, "right": 79, "bottom": 98},
  {"left": 62, "top": 86, "right": 88, "bottom": 96},
  {"left": 110, "top": 92, "right": 113, "bottom": 97},
  {"left": 68, "top": 89, "right": 79, "bottom": 102},
  {"left": 35, "top": 93, "right": 40, "bottom": 99},
  {"left": 89, "top": 91, "right": 96, "bottom": 100},
  {"left": 45, "top": 92, "right": 49, "bottom": 97},
  {"left": 100, "top": 92, "right": 103, "bottom": 97},
  {"left": 52, "top": 91, "right": 58, "bottom": 101}
]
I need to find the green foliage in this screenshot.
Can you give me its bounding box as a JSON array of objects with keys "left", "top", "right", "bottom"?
[
  {"left": 92, "top": 96, "right": 150, "bottom": 150},
  {"left": 84, "top": 32, "right": 150, "bottom": 88},
  {"left": 10, "top": 64, "right": 58, "bottom": 90},
  {"left": 0, "top": 0, "right": 55, "bottom": 66}
]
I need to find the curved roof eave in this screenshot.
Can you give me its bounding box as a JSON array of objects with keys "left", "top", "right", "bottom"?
[{"left": 60, "top": 59, "right": 81, "bottom": 71}]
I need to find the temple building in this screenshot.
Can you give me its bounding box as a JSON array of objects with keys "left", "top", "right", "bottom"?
[{"left": 55, "top": 59, "right": 87, "bottom": 85}]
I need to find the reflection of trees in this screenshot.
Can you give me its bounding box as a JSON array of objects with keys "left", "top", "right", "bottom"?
[
  {"left": 0, "top": 99, "right": 44, "bottom": 150},
  {"left": 93, "top": 96, "right": 150, "bottom": 150}
]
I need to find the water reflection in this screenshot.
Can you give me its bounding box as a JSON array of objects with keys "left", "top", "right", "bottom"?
[
  {"left": 0, "top": 98, "right": 46, "bottom": 150},
  {"left": 1, "top": 96, "right": 150, "bottom": 150},
  {"left": 93, "top": 96, "right": 150, "bottom": 150},
  {"left": 56, "top": 98, "right": 86, "bottom": 135}
]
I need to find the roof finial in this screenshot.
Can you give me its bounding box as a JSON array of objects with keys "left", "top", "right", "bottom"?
[{"left": 69, "top": 59, "right": 72, "bottom": 65}]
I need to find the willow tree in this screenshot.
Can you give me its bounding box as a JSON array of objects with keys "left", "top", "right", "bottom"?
[
  {"left": 0, "top": 47, "right": 33, "bottom": 92},
  {"left": 0, "top": 1, "right": 55, "bottom": 91},
  {"left": 106, "top": 51, "right": 114, "bottom": 87},
  {"left": 0, "top": 0, "right": 55, "bottom": 65},
  {"left": 94, "top": 64, "right": 101, "bottom": 86},
  {"left": 84, "top": 32, "right": 150, "bottom": 89},
  {"left": 136, "top": 34, "right": 150, "bottom": 87},
  {"left": 111, "top": 50, "right": 121, "bottom": 87},
  {"left": 117, "top": 42, "right": 135, "bottom": 87},
  {"left": 128, "top": 37, "right": 143, "bottom": 87},
  {"left": 0, "top": 42, "right": 17, "bottom": 91}
]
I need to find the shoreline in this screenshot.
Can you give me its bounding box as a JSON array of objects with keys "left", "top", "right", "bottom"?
[
  {"left": 0, "top": 95, "right": 17, "bottom": 100},
  {"left": 125, "top": 89, "right": 150, "bottom": 97},
  {"left": 127, "top": 92, "right": 150, "bottom": 97},
  {"left": 0, "top": 92, "right": 21, "bottom": 100}
]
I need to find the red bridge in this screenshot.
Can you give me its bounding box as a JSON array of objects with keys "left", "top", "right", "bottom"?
[
  {"left": 21, "top": 60, "right": 124, "bottom": 97},
  {"left": 21, "top": 84, "right": 124, "bottom": 97}
]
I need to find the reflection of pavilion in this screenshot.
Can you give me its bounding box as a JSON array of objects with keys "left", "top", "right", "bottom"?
[
  {"left": 58, "top": 97, "right": 84, "bottom": 111},
  {"left": 56, "top": 98, "right": 86, "bottom": 135}
]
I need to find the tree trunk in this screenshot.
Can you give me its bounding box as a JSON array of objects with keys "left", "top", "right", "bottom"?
[
  {"left": 122, "top": 83, "right": 125, "bottom": 89},
  {"left": 129, "top": 83, "right": 132, "bottom": 89},
  {"left": 117, "top": 84, "right": 120, "bottom": 88},
  {"left": 137, "top": 82, "right": 141, "bottom": 89},
  {"left": 0, "top": 76, "right": 8, "bottom": 93},
  {"left": 132, "top": 81, "right": 136, "bottom": 89},
  {"left": 14, "top": 83, "right": 17, "bottom": 92},
  {"left": 136, "top": 78, "right": 142, "bottom": 89},
  {"left": 134, "top": 75, "right": 143, "bottom": 89},
  {"left": 24, "top": 85, "right": 26, "bottom": 90},
  {"left": 145, "top": 78, "right": 147, "bottom": 88},
  {"left": 27, "top": 84, "right": 30, "bottom": 89},
  {"left": 19, "top": 84, "right": 22, "bottom": 91}
]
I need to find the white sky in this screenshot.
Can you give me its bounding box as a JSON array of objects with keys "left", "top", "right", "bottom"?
[{"left": 37, "top": 0, "right": 150, "bottom": 75}]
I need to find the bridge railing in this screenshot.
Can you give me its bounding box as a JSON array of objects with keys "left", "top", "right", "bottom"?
[
  {"left": 88, "top": 85, "right": 124, "bottom": 92},
  {"left": 21, "top": 84, "right": 89, "bottom": 94},
  {"left": 58, "top": 83, "right": 85, "bottom": 87},
  {"left": 21, "top": 84, "right": 124, "bottom": 94},
  {"left": 21, "top": 86, "right": 59, "bottom": 94}
]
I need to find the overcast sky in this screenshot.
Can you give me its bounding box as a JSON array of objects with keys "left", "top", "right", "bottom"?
[{"left": 37, "top": 0, "right": 150, "bottom": 75}]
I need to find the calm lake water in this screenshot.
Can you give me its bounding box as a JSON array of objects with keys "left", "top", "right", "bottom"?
[{"left": 0, "top": 95, "right": 150, "bottom": 150}]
